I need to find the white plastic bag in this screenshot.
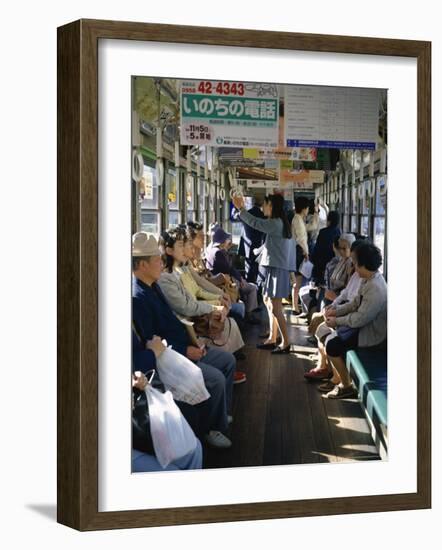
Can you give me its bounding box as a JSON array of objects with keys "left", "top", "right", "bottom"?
[
  {"left": 299, "top": 259, "right": 314, "bottom": 280},
  {"left": 145, "top": 385, "right": 198, "bottom": 469},
  {"left": 156, "top": 345, "right": 210, "bottom": 405}
]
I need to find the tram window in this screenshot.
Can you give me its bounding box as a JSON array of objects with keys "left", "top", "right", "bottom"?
[
  {"left": 351, "top": 215, "right": 358, "bottom": 233},
  {"left": 350, "top": 187, "right": 358, "bottom": 214},
  {"left": 375, "top": 183, "right": 386, "bottom": 215},
  {"left": 168, "top": 210, "right": 181, "bottom": 228},
  {"left": 360, "top": 215, "right": 369, "bottom": 237},
  {"left": 342, "top": 215, "right": 349, "bottom": 232},
  {"left": 167, "top": 170, "right": 179, "bottom": 210},
  {"left": 374, "top": 217, "right": 385, "bottom": 274},
  {"left": 140, "top": 166, "right": 158, "bottom": 210},
  {"left": 208, "top": 195, "right": 216, "bottom": 223},
  {"left": 343, "top": 186, "right": 350, "bottom": 214},
  {"left": 186, "top": 175, "right": 195, "bottom": 211},
  {"left": 361, "top": 187, "right": 370, "bottom": 215},
  {"left": 374, "top": 217, "right": 385, "bottom": 251},
  {"left": 231, "top": 222, "right": 242, "bottom": 246},
  {"left": 198, "top": 180, "right": 206, "bottom": 213},
  {"left": 141, "top": 210, "right": 160, "bottom": 236}
]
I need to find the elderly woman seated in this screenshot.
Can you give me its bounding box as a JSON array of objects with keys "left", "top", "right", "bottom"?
[
  {"left": 205, "top": 227, "right": 260, "bottom": 324},
  {"left": 186, "top": 222, "right": 246, "bottom": 321},
  {"left": 157, "top": 227, "right": 246, "bottom": 382},
  {"left": 186, "top": 222, "right": 227, "bottom": 288},
  {"left": 315, "top": 242, "right": 387, "bottom": 399},
  {"left": 305, "top": 239, "right": 365, "bottom": 380},
  {"left": 308, "top": 233, "right": 355, "bottom": 336}
]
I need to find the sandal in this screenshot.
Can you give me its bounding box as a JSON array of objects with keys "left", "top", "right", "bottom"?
[
  {"left": 325, "top": 385, "right": 358, "bottom": 399},
  {"left": 304, "top": 367, "right": 332, "bottom": 380}
]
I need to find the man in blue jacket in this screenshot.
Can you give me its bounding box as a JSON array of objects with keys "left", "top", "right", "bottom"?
[
  {"left": 235, "top": 197, "right": 265, "bottom": 285},
  {"left": 311, "top": 210, "right": 341, "bottom": 286},
  {"left": 132, "top": 231, "right": 235, "bottom": 449}
]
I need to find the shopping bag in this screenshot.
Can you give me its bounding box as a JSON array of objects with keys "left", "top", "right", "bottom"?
[
  {"left": 145, "top": 385, "right": 198, "bottom": 469},
  {"left": 300, "top": 259, "right": 314, "bottom": 280},
  {"left": 156, "top": 344, "right": 210, "bottom": 405}
]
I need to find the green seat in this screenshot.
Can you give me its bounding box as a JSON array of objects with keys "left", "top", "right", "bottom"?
[{"left": 346, "top": 348, "right": 388, "bottom": 429}]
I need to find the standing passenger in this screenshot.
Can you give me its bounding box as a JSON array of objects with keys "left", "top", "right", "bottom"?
[
  {"left": 291, "top": 196, "right": 319, "bottom": 314},
  {"left": 234, "top": 196, "right": 265, "bottom": 285},
  {"left": 232, "top": 193, "right": 295, "bottom": 354},
  {"left": 310, "top": 210, "right": 341, "bottom": 288}
]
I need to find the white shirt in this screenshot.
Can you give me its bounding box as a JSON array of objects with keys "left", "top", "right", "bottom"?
[
  {"left": 332, "top": 271, "right": 362, "bottom": 306},
  {"left": 291, "top": 212, "right": 318, "bottom": 255}
]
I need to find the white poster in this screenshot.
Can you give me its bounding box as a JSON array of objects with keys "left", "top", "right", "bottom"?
[{"left": 284, "top": 85, "right": 381, "bottom": 150}]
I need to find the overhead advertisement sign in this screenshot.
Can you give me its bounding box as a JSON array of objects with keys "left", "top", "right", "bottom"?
[
  {"left": 180, "top": 80, "right": 279, "bottom": 148},
  {"left": 241, "top": 180, "right": 279, "bottom": 190},
  {"left": 243, "top": 147, "right": 317, "bottom": 161},
  {"left": 280, "top": 168, "right": 325, "bottom": 189},
  {"left": 284, "top": 85, "right": 381, "bottom": 150}
]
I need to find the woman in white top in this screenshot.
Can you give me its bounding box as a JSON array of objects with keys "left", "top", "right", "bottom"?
[{"left": 291, "top": 196, "right": 319, "bottom": 314}]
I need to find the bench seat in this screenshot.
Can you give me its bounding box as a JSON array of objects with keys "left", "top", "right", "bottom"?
[{"left": 346, "top": 347, "right": 388, "bottom": 445}]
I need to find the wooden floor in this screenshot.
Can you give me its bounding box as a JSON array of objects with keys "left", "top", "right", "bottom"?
[{"left": 204, "top": 306, "right": 381, "bottom": 468}]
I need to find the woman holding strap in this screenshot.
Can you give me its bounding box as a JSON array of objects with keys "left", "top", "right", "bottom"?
[{"left": 232, "top": 193, "right": 296, "bottom": 354}]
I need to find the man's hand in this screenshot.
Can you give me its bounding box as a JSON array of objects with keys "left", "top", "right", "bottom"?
[
  {"left": 325, "top": 317, "right": 337, "bottom": 328},
  {"left": 146, "top": 335, "right": 166, "bottom": 358},
  {"left": 132, "top": 371, "right": 148, "bottom": 390},
  {"left": 324, "top": 289, "right": 337, "bottom": 301},
  {"left": 186, "top": 346, "right": 205, "bottom": 361},
  {"left": 324, "top": 307, "right": 337, "bottom": 320},
  {"left": 211, "top": 308, "right": 227, "bottom": 322},
  {"left": 232, "top": 194, "right": 245, "bottom": 210},
  {"left": 221, "top": 292, "right": 231, "bottom": 308}
]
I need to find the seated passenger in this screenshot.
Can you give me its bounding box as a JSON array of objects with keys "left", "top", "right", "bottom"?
[
  {"left": 205, "top": 227, "right": 260, "bottom": 323},
  {"left": 319, "top": 242, "right": 387, "bottom": 399},
  {"left": 186, "top": 222, "right": 246, "bottom": 322},
  {"left": 132, "top": 231, "right": 235, "bottom": 449},
  {"left": 305, "top": 239, "right": 364, "bottom": 380},
  {"left": 323, "top": 233, "right": 355, "bottom": 305},
  {"left": 132, "top": 370, "right": 203, "bottom": 472},
  {"left": 299, "top": 236, "right": 340, "bottom": 317},
  {"left": 187, "top": 221, "right": 228, "bottom": 289},
  {"left": 308, "top": 234, "right": 355, "bottom": 336},
  {"left": 132, "top": 330, "right": 208, "bottom": 439},
  {"left": 157, "top": 229, "right": 246, "bottom": 365}
]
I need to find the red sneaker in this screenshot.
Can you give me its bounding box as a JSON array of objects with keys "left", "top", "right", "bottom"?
[
  {"left": 234, "top": 371, "right": 247, "bottom": 384},
  {"left": 304, "top": 367, "right": 332, "bottom": 380}
]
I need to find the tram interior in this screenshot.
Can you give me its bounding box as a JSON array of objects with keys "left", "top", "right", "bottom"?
[{"left": 131, "top": 76, "right": 388, "bottom": 472}]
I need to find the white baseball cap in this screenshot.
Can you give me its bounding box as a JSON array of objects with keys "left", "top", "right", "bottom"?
[{"left": 132, "top": 232, "right": 161, "bottom": 257}]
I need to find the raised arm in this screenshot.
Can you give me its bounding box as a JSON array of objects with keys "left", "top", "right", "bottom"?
[{"left": 239, "top": 208, "right": 282, "bottom": 236}]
